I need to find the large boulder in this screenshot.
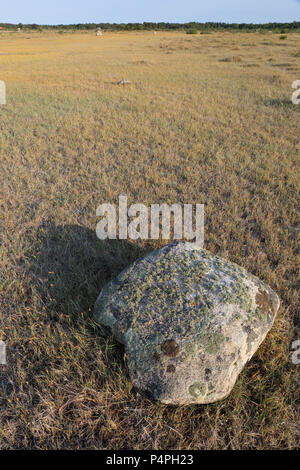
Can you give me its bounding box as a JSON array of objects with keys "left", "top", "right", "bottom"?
[{"left": 94, "top": 242, "right": 280, "bottom": 404}]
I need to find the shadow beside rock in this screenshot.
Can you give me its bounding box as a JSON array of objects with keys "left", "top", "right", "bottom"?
[{"left": 28, "top": 222, "right": 148, "bottom": 323}]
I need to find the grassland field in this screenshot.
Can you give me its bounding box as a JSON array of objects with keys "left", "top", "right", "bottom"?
[{"left": 0, "top": 29, "right": 299, "bottom": 449}]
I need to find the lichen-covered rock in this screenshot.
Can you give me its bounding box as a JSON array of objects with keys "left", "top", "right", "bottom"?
[{"left": 94, "top": 242, "right": 280, "bottom": 404}]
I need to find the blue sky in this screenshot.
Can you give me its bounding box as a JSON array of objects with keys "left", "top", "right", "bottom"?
[{"left": 1, "top": 0, "right": 300, "bottom": 25}]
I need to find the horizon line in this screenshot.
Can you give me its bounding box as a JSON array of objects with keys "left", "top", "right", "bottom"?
[{"left": 1, "top": 20, "right": 300, "bottom": 26}]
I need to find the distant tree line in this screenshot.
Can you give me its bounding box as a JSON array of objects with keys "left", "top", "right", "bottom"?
[{"left": 1, "top": 21, "right": 300, "bottom": 32}]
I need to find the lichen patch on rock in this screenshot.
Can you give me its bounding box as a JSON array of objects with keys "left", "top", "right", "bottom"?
[{"left": 94, "top": 242, "right": 280, "bottom": 404}]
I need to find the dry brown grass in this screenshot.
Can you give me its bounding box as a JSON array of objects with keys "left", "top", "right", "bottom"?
[{"left": 0, "top": 30, "right": 299, "bottom": 449}]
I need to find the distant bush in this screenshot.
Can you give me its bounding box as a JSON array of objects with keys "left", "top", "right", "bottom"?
[
  {"left": 220, "top": 56, "right": 243, "bottom": 63},
  {"left": 280, "top": 35, "right": 288, "bottom": 40},
  {"left": 186, "top": 29, "right": 198, "bottom": 35}
]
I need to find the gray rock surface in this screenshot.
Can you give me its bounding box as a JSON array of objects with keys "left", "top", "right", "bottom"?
[{"left": 94, "top": 242, "right": 280, "bottom": 404}]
